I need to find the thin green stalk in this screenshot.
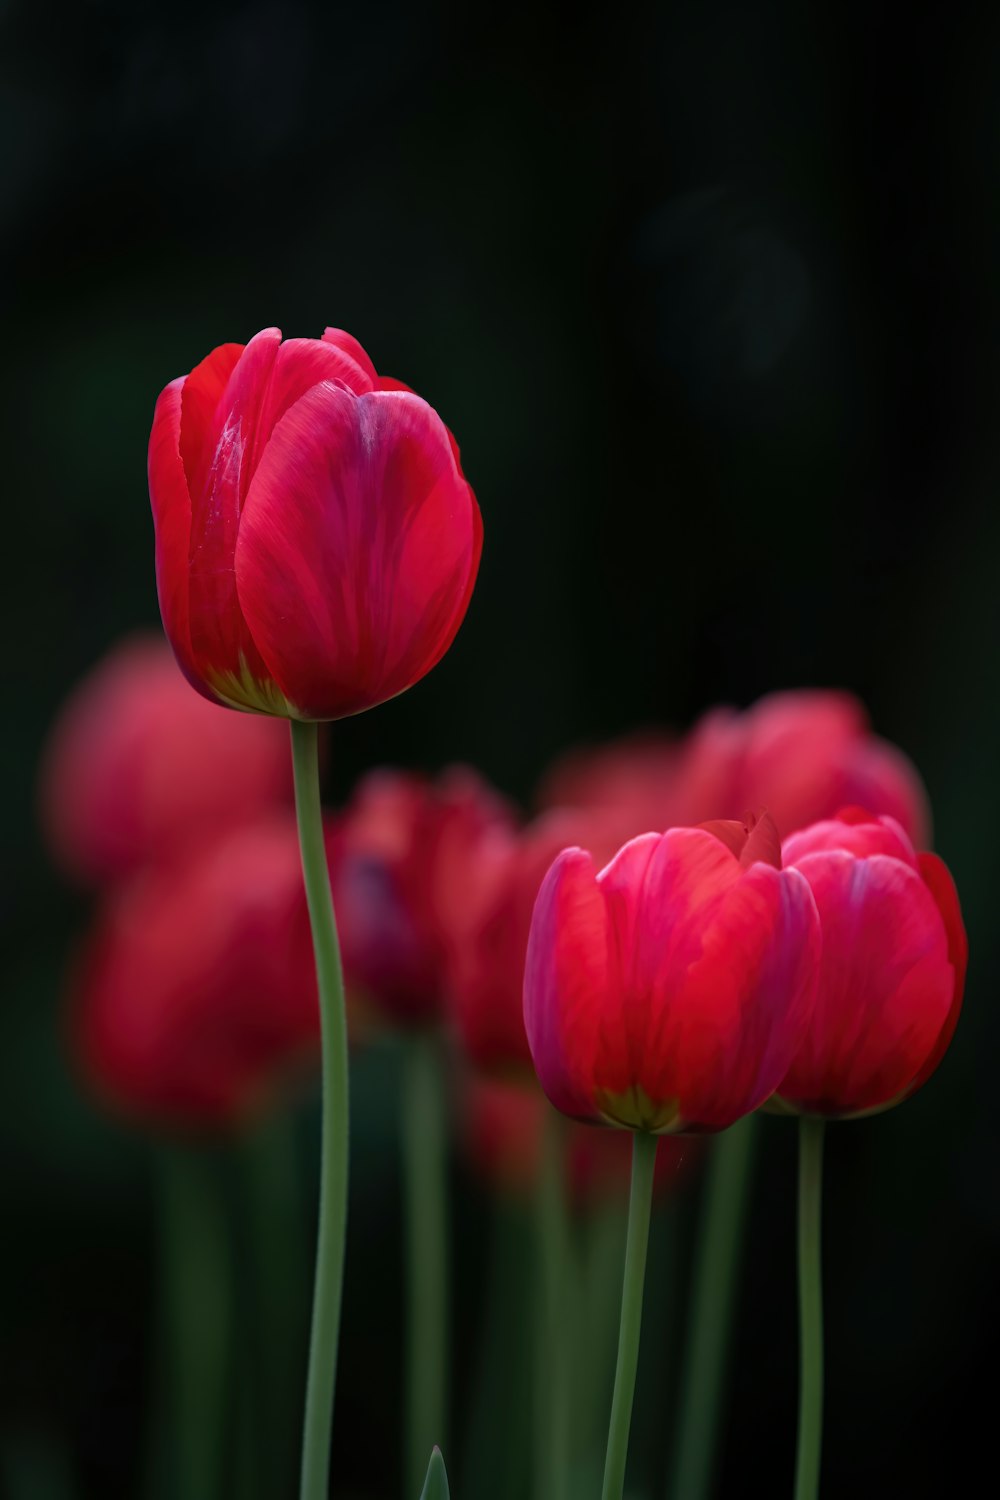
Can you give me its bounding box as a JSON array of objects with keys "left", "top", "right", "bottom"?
[
  {"left": 794, "top": 1118, "right": 825, "bottom": 1500},
  {"left": 402, "top": 1033, "right": 450, "bottom": 1496},
  {"left": 631, "top": 1200, "right": 679, "bottom": 1489},
  {"left": 602, "top": 1131, "right": 659, "bottom": 1500},
  {"left": 669, "top": 1114, "right": 758, "bottom": 1500},
  {"left": 535, "top": 1109, "right": 572, "bottom": 1500},
  {"left": 290, "top": 720, "right": 350, "bottom": 1500},
  {"left": 159, "top": 1146, "right": 231, "bottom": 1500}
]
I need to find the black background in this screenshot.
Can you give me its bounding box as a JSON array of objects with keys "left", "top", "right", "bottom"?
[{"left": 2, "top": 3, "right": 998, "bottom": 1496}]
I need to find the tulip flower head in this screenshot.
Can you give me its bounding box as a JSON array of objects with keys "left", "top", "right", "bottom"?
[
  {"left": 524, "top": 813, "right": 820, "bottom": 1133},
  {"left": 542, "top": 690, "right": 930, "bottom": 845},
  {"left": 73, "top": 815, "right": 319, "bottom": 1128},
  {"left": 772, "top": 809, "right": 966, "bottom": 1118},
  {"left": 39, "top": 634, "right": 292, "bottom": 885},
  {"left": 678, "top": 692, "right": 931, "bottom": 844},
  {"left": 148, "top": 327, "right": 482, "bottom": 720},
  {"left": 329, "top": 766, "right": 515, "bottom": 1028}
]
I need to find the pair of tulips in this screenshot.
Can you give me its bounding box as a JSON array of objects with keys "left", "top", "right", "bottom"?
[{"left": 146, "top": 325, "right": 966, "bottom": 1500}]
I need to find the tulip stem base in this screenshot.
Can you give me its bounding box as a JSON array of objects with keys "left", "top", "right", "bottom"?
[
  {"left": 291, "top": 720, "right": 350, "bottom": 1500},
  {"left": 403, "top": 1032, "right": 450, "bottom": 1496},
  {"left": 602, "top": 1131, "right": 659, "bottom": 1500},
  {"left": 535, "top": 1109, "right": 572, "bottom": 1500},
  {"left": 795, "top": 1117, "right": 825, "bottom": 1500},
  {"left": 669, "top": 1113, "right": 758, "bottom": 1500}
]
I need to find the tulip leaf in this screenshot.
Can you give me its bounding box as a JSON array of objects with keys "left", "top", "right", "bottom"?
[{"left": 419, "top": 1447, "right": 451, "bottom": 1500}]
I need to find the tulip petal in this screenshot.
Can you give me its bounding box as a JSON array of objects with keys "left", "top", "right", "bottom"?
[
  {"left": 185, "top": 330, "right": 283, "bottom": 697},
  {"left": 377, "top": 376, "right": 464, "bottom": 470},
  {"left": 778, "top": 851, "right": 953, "bottom": 1114},
  {"left": 699, "top": 811, "right": 781, "bottom": 869},
  {"left": 844, "top": 736, "right": 932, "bottom": 850},
  {"left": 906, "top": 852, "right": 967, "bottom": 1093},
  {"left": 148, "top": 378, "right": 203, "bottom": 692},
  {"left": 523, "top": 847, "right": 611, "bottom": 1123},
  {"left": 179, "top": 341, "right": 245, "bottom": 504},
  {"left": 323, "top": 327, "right": 379, "bottom": 385},
  {"left": 651, "top": 863, "right": 819, "bottom": 1126},
  {"left": 783, "top": 813, "right": 918, "bottom": 869},
  {"left": 235, "top": 384, "right": 481, "bottom": 720}
]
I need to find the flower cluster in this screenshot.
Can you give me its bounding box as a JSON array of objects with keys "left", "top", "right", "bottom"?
[
  {"left": 43, "top": 634, "right": 318, "bottom": 1128},
  {"left": 44, "top": 645, "right": 964, "bottom": 1149},
  {"left": 38, "top": 326, "right": 969, "bottom": 1500}
]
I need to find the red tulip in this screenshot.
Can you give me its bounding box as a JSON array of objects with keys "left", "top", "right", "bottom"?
[
  {"left": 39, "top": 634, "right": 292, "bottom": 886},
  {"left": 328, "top": 767, "right": 515, "bottom": 1027},
  {"left": 148, "top": 327, "right": 482, "bottom": 720},
  {"left": 523, "top": 813, "right": 820, "bottom": 1133},
  {"left": 72, "top": 815, "right": 319, "bottom": 1128},
  {"left": 678, "top": 692, "right": 930, "bottom": 844},
  {"left": 461, "top": 1075, "right": 694, "bottom": 1206},
  {"left": 449, "top": 809, "right": 632, "bottom": 1074},
  {"left": 773, "top": 809, "right": 966, "bottom": 1118},
  {"left": 541, "top": 690, "right": 930, "bottom": 845}
]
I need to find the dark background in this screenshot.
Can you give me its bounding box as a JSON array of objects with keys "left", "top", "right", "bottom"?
[{"left": 2, "top": 1, "right": 998, "bottom": 1496}]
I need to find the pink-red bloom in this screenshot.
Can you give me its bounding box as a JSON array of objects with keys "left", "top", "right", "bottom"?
[
  {"left": 148, "top": 327, "right": 482, "bottom": 720},
  {"left": 39, "top": 634, "right": 291, "bottom": 886},
  {"left": 772, "top": 809, "right": 966, "bottom": 1118},
  {"left": 328, "top": 767, "right": 514, "bottom": 1028},
  {"left": 542, "top": 690, "right": 930, "bottom": 845},
  {"left": 72, "top": 815, "right": 319, "bottom": 1128},
  {"left": 523, "top": 814, "right": 820, "bottom": 1133}
]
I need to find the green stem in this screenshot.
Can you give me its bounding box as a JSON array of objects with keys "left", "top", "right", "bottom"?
[
  {"left": 794, "top": 1118, "right": 825, "bottom": 1500},
  {"left": 535, "top": 1109, "right": 572, "bottom": 1500},
  {"left": 402, "top": 1033, "right": 450, "bottom": 1496},
  {"left": 159, "top": 1146, "right": 231, "bottom": 1500},
  {"left": 291, "top": 720, "right": 350, "bottom": 1500},
  {"left": 668, "top": 1114, "right": 758, "bottom": 1500},
  {"left": 602, "top": 1131, "right": 659, "bottom": 1500}
]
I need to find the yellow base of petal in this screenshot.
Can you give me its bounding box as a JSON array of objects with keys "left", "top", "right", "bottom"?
[
  {"left": 207, "top": 657, "right": 301, "bottom": 718},
  {"left": 595, "top": 1085, "right": 683, "bottom": 1134}
]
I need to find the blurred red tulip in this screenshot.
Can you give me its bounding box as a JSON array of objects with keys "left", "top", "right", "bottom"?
[
  {"left": 148, "top": 327, "right": 482, "bottom": 720},
  {"left": 328, "top": 767, "right": 515, "bottom": 1027},
  {"left": 462, "top": 1075, "right": 695, "bottom": 1206},
  {"left": 773, "top": 809, "right": 966, "bottom": 1118},
  {"left": 40, "top": 634, "right": 291, "bottom": 886},
  {"left": 449, "top": 808, "right": 631, "bottom": 1074},
  {"left": 524, "top": 814, "right": 820, "bottom": 1133},
  {"left": 541, "top": 690, "right": 930, "bottom": 845},
  {"left": 72, "top": 815, "right": 319, "bottom": 1128}
]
